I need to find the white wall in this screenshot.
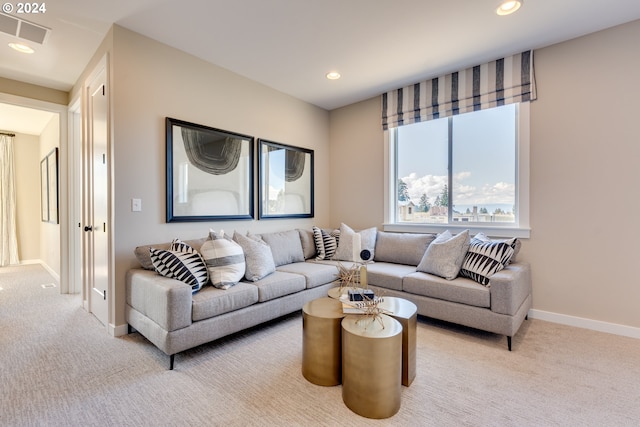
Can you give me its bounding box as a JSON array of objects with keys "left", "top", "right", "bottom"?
[
  {"left": 13, "top": 132, "right": 40, "bottom": 261},
  {"left": 329, "top": 19, "right": 640, "bottom": 330},
  {"left": 39, "top": 115, "right": 60, "bottom": 278}
]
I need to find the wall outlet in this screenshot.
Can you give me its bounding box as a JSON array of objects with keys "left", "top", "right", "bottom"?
[{"left": 131, "top": 198, "right": 142, "bottom": 212}]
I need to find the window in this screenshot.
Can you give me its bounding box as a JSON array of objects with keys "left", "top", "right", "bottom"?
[{"left": 386, "top": 103, "right": 530, "bottom": 238}]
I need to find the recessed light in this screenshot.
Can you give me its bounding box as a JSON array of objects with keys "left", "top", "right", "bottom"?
[
  {"left": 9, "top": 42, "right": 34, "bottom": 54},
  {"left": 496, "top": 0, "right": 522, "bottom": 16},
  {"left": 326, "top": 72, "right": 341, "bottom": 80}
]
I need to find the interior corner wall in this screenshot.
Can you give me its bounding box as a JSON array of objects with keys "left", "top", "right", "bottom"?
[
  {"left": 328, "top": 97, "right": 384, "bottom": 230},
  {"left": 39, "top": 115, "right": 60, "bottom": 278},
  {"left": 13, "top": 132, "right": 41, "bottom": 262},
  {"left": 328, "top": 19, "right": 640, "bottom": 329},
  {"left": 109, "top": 25, "right": 330, "bottom": 329}
]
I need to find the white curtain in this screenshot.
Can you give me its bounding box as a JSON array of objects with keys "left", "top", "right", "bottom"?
[{"left": 0, "top": 133, "right": 19, "bottom": 266}]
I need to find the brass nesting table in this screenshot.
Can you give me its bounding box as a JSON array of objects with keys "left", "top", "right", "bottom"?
[{"left": 302, "top": 290, "right": 418, "bottom": 419}]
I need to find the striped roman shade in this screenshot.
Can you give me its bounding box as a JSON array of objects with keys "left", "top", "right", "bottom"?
[{"left": 382, "top": 50, "right": 536, "bottom": 130}]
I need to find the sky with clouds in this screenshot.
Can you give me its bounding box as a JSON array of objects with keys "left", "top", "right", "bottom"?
[{"left": 397, "top": 104, "right": 516, "bottom": 211}]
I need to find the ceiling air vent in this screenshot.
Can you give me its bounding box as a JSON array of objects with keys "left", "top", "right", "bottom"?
[{"left": 0, "top": 12, "right": 50, "bottom": 44}]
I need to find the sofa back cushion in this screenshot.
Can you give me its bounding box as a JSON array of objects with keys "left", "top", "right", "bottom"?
[
  {"left": 258, "top": 230, "right": 305, "bottom": 267},
  {"left": 374, "top": 231, "right": 436, "bottom": 266}
]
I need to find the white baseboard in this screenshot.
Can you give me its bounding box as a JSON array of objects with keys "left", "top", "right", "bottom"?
[
  {"left": 20, "top": 260, "right": 61, "bottom": 283},
  {"left": 112, "top": 323, "right": 129, "bottom": 337},
  {"left": 529, "top": 309, "right": 640, "bottom": 340}
]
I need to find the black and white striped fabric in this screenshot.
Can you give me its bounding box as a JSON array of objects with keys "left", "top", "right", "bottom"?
[
  {"left": 459, "top": 238, "right": 516, "bottom": 286},
  {"left": 149, "top": 244, "right": 209, "bottom": 293},
  {"left": 312, "top": 226, "right": 340, "bottom": 260},
  {"left": 382, "top": 50, "right": 536, "bottom": 130}
]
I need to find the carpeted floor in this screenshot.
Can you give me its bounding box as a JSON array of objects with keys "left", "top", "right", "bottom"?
[{"left": 1, "top": 264, "right": 639, "bottom": 426}]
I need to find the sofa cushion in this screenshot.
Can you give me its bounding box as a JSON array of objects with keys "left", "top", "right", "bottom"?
[
  {"left": 200, "top": 231, "right": 245, "bottom": 290},
  {"left": 250, "top": 271, "right": 306, "bottom": 302},
  {"left": 416, "top": 230, "right": 470, "bottom": 280},
  {"left": 258, "top": 230, "right": 305, "bottom": 267},
  {"left": 366, "top": 262, "right": 417, "bottom": 292},
  {"left": 403, "top": 271, "right": 490, "bottom": 308},
  {"left": 312, "top": 226, "right": 340, "bottom": 260},
  {"left": 278, "top": 262, "right": 339, "bottom": 289},
  {"left": 297, "top": 229, "right": 317, "bottom": 260},
  {"left": 149, "top": 246, "right": 208, "bottom": 294},
  {"left": 135, "top": 237, "right": 207, "bottom": 270},
  {"left": 459, "top": 238, "right": 516, "bottom": 286},
  {"left": 233, "top": 232, "right": 276, "bottom": 281},
  {"left": 333, "top": 223, "right": 377, "bottom": 262},
  {"left": 374, "top": 231, "right": 436, "bottom": 266},
  {"left": 192, "top": 282, "right": 259, "bottom": 321}
]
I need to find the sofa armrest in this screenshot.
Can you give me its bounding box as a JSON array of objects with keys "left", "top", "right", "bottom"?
[
  {"left": 126, "top": 269, "right": 192, "bottom": 332},
  {"left": 489, "top": 262, "right": 532, "bottom": 316}
]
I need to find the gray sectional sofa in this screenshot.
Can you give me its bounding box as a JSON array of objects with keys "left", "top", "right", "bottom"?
[{"left": 126, "top": 227, "right": 531, "bottom": 369}]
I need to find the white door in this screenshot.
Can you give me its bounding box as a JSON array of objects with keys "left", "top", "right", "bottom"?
[{"left": 84, "top": 64, "right": 109, "bottom": 327}]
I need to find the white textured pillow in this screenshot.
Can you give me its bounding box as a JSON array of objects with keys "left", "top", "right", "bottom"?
[
  {"left": 200, "top": 230, "right": 245, "bottom": 289},
  {"left": 417, "top": 230, "right": 470, "bottom": 280},
  {"left": 233, "top": 232, "right": 276, "bottom": 281},
  {"left": 333, "top": 223, "right": 377, "bottom": 262}
]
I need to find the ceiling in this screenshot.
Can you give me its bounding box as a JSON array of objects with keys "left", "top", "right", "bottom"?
[{"left": 2, "top": 0, "right": 640, "bottom": 119}]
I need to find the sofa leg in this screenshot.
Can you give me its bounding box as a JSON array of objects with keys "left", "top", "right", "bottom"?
[
  {"left": 507, "top": 336, "right": 512, "bottom": 351},
  {"left": 169, "top": 354, "right": 175, "bottom": 370}
]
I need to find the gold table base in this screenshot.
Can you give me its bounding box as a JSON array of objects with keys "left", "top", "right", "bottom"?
[
  {"left": 302, "top": 297, "right": 345, "bottom": 386},
  {"left": 341, "top": 314, "right": 402, "bottom": 419}
]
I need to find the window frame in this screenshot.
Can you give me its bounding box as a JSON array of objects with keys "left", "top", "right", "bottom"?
[{"left": 383, "top": 102, "right": 530, "bottom": 238}]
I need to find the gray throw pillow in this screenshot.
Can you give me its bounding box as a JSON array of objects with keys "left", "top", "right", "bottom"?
[
  {"left": 233, "top": 232, "right": 276, "bottom": 281},
  {"left": 258, "top": 230, "right": 305, "bottom": 267},
  {"left": 416, "top": 230, "right": 470, "bottom": 280}
]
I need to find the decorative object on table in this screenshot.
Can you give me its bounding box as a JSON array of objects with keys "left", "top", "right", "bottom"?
[
  {"left": 165, "top": 117, "right": 254, "bottom": 222},
  {"left": 348, "top": 288, "right": 374, "bottom": 301},
  {"left": 258, "top": 139, "right": 314, "bottom": 219}
]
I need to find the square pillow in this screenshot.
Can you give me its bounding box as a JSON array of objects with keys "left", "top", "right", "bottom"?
[
  {"left": 233, "top": 232, "right": 276, "bottom": 281},
  {"left": 149, "top": 241, "right": 208, "bottom": 293},
  {"left": 459, "top": 238, "right": 516, "bottom": 286},
  {"left": 297, "top": 229, "right": 317, "bottom": 260},
  {"left": 333, "top": 223, "right": 378, "bottom": 262},
  {"left": 200, "top": 230, "right": 245, "bottom": 290},
  {"left": 312, "top": 226, "right": 340, "bottom": 260},
  {"left": 416, "top": 230, "right": 470, "bottom": 280},
  {"left": 473, "top": 232, "right": 520, "bottom": 264},
  {"left": 257, "top": 230, "right": 305, "bottom": 267}
]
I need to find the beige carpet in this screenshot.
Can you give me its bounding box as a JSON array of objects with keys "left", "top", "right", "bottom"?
[{"left": 1, "top": 264, "right": 639, "bottom": 426}]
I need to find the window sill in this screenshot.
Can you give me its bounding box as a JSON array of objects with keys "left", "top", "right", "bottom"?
[{"left": 382, "top": 223, "right": 530, "bottom": 239}]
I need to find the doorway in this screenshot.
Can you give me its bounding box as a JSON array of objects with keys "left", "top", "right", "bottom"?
[{"left": 0, "top": 97, "right": 64, "bottom": 282}]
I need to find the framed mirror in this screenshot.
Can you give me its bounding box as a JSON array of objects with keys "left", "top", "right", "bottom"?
[
  {"left": 166, "top": 117, "right": 254, "bottom": 222},
  {"left": 258, "top": 139, "right": 314, "bottom": 219}
]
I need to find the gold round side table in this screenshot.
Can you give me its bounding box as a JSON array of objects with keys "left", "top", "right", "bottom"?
[
  {"left": 341, "top": 314, "right": 403, "bottom": 419},
  {"left": 302, "top": 297, "right": 345, "bottom": 386}
]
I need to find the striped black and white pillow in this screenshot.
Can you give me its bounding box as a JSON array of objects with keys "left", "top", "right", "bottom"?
[
  {"left": 200, "top": 230, "right": 245, "bottom": 290},
  {"left": 150, "top": 245, "right": 209, "bottom": 293},
  {"left": 312, "top": 226, "right": 340, "bottom": 260},
  {"left": 459, "top": 238, "right": 516, "bottom": 286}
]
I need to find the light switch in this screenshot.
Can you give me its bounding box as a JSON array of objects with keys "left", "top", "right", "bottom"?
[{"left": 132, "top": 198, "right": 142, "bottom": 212}]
